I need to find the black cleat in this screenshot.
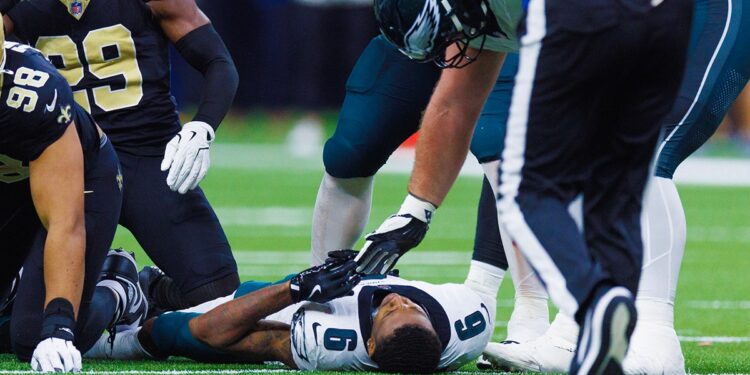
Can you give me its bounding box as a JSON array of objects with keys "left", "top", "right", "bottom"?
[
  {"left": 571, "top": 287, "right": 637, "bottom": 375},
  {"left": 99, "top": 249, "right": 148, "bottom": 331},
  {"left": 138, "top": 265, "right": 167, "bottom": 319}
]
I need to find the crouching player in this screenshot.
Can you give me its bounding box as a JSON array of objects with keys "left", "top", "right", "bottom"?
[
  {"left": 87, "top": 252, "right": 502, "bottom": 373},
  {"left": 0, "top": 37, "right": 124, "bottom": 371}
]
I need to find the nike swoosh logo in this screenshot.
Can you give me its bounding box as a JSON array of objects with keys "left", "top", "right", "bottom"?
[
  {"left": 45, "top": 89, "right": 57, "bottom": 112},
  {"left": 84, "top": 190, "right": 94, "bottom": 194},
  {"left": 312, "top": 323, "right": 322, "bottom": 344},
  {"left": 307, "top": 285, "right": 322, "bottom": 299}
]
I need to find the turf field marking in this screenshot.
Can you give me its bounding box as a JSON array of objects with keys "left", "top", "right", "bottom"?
[
  {"left": 685, "top": 300, "right": 750, "bottom": 309},
  {"left": 0, "top": 371, "right": 295, "bottom": 375},
  {"left": 212, "top": 144, "right": 750, "bottom": 186},
  {"left": 679, "top": 336, "right": 750, "bottom": 343},
  {"left": 214, "top": 207, "right": 309, "bottom": 227}
]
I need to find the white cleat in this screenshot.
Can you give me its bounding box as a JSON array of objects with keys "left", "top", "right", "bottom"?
[
  {"left": 483, "top": 334, "right": 576, "bottom": 372},
  {"left": 623, "top": 322, "right": 685, "bottom": 375}
]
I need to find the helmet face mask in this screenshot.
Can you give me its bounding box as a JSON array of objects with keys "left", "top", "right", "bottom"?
[{"left": 374, "top": 0, "right": 494, "bottom": 69}]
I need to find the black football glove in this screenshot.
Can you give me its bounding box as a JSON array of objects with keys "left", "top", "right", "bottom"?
[
  {"left": 355, "top": 194, "right": 435, "bottom": 275},
  {"left": 289, "top": 259, "right": 361, "bottom": 304},
  {"left": 327, "top": 250, "right": 400, "bottom": 277},
  {"left": 324, "top": 249, "right": 358, "bottom": 264}
]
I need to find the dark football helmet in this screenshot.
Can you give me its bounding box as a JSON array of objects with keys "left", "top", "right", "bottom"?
[{"left": 373, "top": 0, "right": 499, "bottom": 68}]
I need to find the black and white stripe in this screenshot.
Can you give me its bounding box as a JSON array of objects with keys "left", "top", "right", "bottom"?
[{"left": 496, "top": 0, "right": 579, "bottom": 317}]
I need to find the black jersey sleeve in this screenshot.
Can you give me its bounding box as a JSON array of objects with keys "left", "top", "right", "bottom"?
[{"left": 0, "top": 70, "right": 76, "bottom": 161}]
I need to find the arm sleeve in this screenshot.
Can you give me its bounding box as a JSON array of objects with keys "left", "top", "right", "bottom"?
[{"left": 174, "top": 23, "right": 239, "bottom": 131}]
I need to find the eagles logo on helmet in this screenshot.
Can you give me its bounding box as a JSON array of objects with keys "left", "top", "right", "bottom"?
[{"left": 373, "top": 0, "right": 501, "bottom": 68}]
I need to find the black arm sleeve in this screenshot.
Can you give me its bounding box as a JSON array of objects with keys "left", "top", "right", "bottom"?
[{"left": 174, "top": 23, "right": 239, "bottom": 131}]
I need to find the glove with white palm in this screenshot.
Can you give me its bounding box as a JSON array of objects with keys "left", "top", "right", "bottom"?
[
  {"left": 31, "top": 298, "right": 82, "bottom": 373},
  {"left": 355, "top": 194, "right": 436, "bottom": 275},
  {"left": 161, "top": 121, "right": 215, "bottom": 194}
]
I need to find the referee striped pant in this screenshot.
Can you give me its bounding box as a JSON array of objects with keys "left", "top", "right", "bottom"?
[{"left": 497, "top": 0, "right": 693, "bottom": 323}]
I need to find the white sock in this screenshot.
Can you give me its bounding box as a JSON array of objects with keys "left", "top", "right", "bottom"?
[
  {"left": 311, "top": 173, "right": 374, "bottom": 265},
  {"left": 638, "top": 176, "right": 685, "bottom": 327},
  {"left": 84, "top": 328, "right": 154, "bottom": 360},
  {"left": 465, "top": 260, "right": 505, "bottom": 322},
  {"left": 482, "top": 160, "right": 550, "bottom": 342},
  {"left": 546, "top": 312, "right": 579, "bottom": 343}
]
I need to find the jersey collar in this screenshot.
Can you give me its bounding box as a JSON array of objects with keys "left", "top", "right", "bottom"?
[
  {"left": 59, "top": 0, "right": 90, "bottom": 20},
  {"left": 357, "top": 284, "right": 451, "bottom": 351}
]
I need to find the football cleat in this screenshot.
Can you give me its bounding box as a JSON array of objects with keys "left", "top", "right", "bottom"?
[
  {"left": 99, "top": 249, "right": 148, "bottom": 332},
  {"left": 138, "top": 265, "right": 167, "bottom": 319},
  {"left": 623, "top": 322, "right": 685, "bottom": 375},
  {"left": 483, "top": 334, "right": 575, "bottom": 373},
  {"left": 475, "top": 355, "right": 493, "bottom": 370},
  {"left": 571, "top": 287, "right": 637, "bottom": 375}
]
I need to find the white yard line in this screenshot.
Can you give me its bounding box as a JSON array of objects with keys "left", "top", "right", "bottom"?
[
  {"left": 4, "top": 372, "right": 295, "bottom": 375},
  {"left": 678, "top": 336, "right": 750, "bottom": 343},
  {"left": 214, "top": 207, "right": 310, "bottom": 227},
  {"left": 685, "top": 300, "right": 750, "bottom": 309},
  {"left": 212, "top": 144, "right": 750, "bottom": 187}
]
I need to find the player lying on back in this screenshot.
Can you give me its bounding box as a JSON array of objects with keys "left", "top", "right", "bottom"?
[{"left": 87, "top": 251, "right": 502, "bottom": 373}]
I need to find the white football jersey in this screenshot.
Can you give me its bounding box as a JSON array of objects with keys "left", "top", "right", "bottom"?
[{"left": 266, "top": 275, "right": 494, "bottom": 371}]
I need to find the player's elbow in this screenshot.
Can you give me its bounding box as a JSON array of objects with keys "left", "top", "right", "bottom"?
[{"left": 215, "top": 58, "right": 239, "bottom": 96}]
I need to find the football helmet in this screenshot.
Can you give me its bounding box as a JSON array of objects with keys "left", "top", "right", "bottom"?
[{"left": 373, "top": 0, "right": 499, "bottom": 68}]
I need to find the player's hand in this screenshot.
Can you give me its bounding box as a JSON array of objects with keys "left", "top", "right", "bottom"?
[
  {"left": 161, "top": 121, "right": 215, "bottom": 194},
  {"left": 31, "top": 338, "right": 82, "bottom": 373},
  {"left": 290, "top": 259, "right": 361, "bottom": 304},
  {"left": 355, "top": 194, "right": 435, "bottom": 275},
  {"left": 324, "top": 249, "right": 359, "bottom": 264}
]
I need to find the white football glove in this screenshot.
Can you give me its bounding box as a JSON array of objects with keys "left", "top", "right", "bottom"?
[
  {"left": 161, "top": 121, "right": 215, "bottom": 194},
  {"left": 354, "top": 194, "right": 436, "bottom": 275},
  {"left": 31, "top": 337, "right": 82, "bottom": 373}
]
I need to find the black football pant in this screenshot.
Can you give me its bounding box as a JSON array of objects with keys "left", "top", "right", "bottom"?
[
  {"left": 116, "top": 151, "right": 238, "bottom": 306},
  {"left": 11, "top": 139, "right": 122, "bottom": 360},
  {"left": 498, "top": 0, "right": 693, "bottom": 322}
]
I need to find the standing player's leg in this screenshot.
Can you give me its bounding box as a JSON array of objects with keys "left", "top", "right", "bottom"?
[
  {"left": 471, "top": 53, "right": 550, "bottom": 342},
  {"left": 117, "top": 151, "right": 239, "bottom": 311},
  {"left": 498, "top": 1, "right": 691, "bottom": 373},
  {"left": 626, "top": 0, "right": 750, "bottom": 371},
  {"left": 11, "top": 139, "right": 124, "bottom": 359},
  {"left": 311, "top": 36, "right": 440, "bottom": 265}
]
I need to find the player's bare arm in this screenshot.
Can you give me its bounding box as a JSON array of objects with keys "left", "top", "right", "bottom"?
[
  {"left": 29, "top": 122, "right": 85, "bottom": 316},
  {"left": 409, "top": 46, "right": 505, "bottom": 207},
  {"left": 188, "top": 282, "right": 296, "bottom": 367},
  {"left": 149, "top": 0, "right": 239, "bottom": 193}
]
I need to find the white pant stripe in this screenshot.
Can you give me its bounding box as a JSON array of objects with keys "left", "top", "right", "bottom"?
[
  {"left": 497, "top": 0, "right": 579, "bottom": 317},
  {"left": 657, "top": 0, "right": 733, "bottom": 156}
]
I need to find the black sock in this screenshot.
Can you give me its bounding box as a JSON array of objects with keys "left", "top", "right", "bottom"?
[
  {"left": 74, "top": 287, "right": 119, "bottom": 353},
  {"left": 471, "top": 177, "right": 509, "bottom": 270},
  {"left": 152, "top": 273, "right": 239, "bottom": 311}
]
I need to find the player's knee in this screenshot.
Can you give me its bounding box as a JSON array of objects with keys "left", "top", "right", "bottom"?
[
  {"left": 184, "top": 272, "right": 240, "bottom": 306},
  {"left": 323, "top": 136, "right": 385, "bottom": 178}
]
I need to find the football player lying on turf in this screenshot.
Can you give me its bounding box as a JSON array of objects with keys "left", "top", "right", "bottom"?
[{"left": 87, "top": 251, "right": 502, "bottom": 373}]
